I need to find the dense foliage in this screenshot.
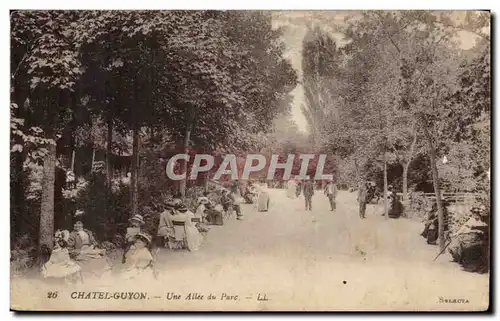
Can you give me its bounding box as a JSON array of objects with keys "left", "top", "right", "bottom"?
[{"left": 10, "top": 10, "right": 298, "bottom": 254}]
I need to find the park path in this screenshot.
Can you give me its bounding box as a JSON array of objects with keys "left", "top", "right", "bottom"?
[{"left": 11, "top": 189, "right": 489, "bottom": 311}]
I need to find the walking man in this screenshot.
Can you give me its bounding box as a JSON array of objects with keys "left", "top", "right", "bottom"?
[
  {"left": 303, "top": 178, "right": 315, "bottom": 211},
  {"left": 324, "top": 180, "right": 338, "bottom": 211},
  {"left": 358, "top": 181, "right": 368, "bottom": 219}
]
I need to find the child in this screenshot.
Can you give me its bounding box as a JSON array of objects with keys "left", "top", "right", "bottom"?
[
  {"left": 122, "top": 232, "right": 155, "bottom": 280},
  {"left": 42, "top": 230, "right": 82, "bottom": 284}
]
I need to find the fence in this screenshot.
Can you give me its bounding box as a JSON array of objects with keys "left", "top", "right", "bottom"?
[{"left": 399, "top": 191, "right": 484, "bottom": 232}]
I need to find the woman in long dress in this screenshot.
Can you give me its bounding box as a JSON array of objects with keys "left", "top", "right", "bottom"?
[
  {"left": 157, "top": 200, "right": 178, "bottom": 249},
  {"left": 194, "top": 197, "right": 210, "bottom": 234},
  {"left": 195, "top": 197, "right": 209, "bottom": 219},
  {"left": 174, "top": 203, "right": 204, "bottom": 251},
  {"left": 286, "top": 179, "right": 297, "bottom": 199},
  {"left": 67, "top": 219, "right": 111, "bottom": 280},
  {"left": 123, "top": 214, "right": 145, "bottom": 263},
  {"left": 42, "top": 230, "right": 82, "bottom": 284},
  {"left": 257, "top": 183, "right": 270, "bottom": 212}
]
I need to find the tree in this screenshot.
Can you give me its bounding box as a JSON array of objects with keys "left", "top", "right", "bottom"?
[
  {"left": 301, "top": 26, "right": 343, "bottom": 145},
  {"left": 11, "top": 10, "right": 86, "bottom": 254}
]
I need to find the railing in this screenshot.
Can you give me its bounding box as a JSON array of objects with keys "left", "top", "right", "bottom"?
[
  {"left": 400, "top": 191, "right": 484, "bottom": 220},
  {"left": 397, "top": 192, "right": 482, "bottom": 202}
]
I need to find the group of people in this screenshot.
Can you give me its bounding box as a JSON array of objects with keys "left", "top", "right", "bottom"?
[
  {"left": 242, "top": 181, "right": 271, "bottom": 212},
  {"left": 42, "top": 218, "right": 114, "bottom": 284},
  {"left": 421, "top": 200, "right": 489, "bottom": 273},
  {"left": 286, "top": 178, "right": 338, "bottom": 212},
  {"left": 357, "top": 182, "right": 404, "bottom": 219},
  {"left": 41, "top": 180, "right": 272, "bottom": 284}
]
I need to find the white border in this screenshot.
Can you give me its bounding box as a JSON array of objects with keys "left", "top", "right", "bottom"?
[{"left": 1, "top": 1, "right": 497, "bottom": 320}]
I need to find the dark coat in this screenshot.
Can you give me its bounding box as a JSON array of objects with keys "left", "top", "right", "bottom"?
[
  {"left": 303, "top": 182, "right": 315, "bottom": 197},
  {"left": 67, "top": 229, "right": 97, "bottom": 258}
]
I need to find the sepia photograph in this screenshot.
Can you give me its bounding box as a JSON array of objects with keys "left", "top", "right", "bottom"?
[{"left": 9, "top": 9, "right": 491, "bottom": 311}]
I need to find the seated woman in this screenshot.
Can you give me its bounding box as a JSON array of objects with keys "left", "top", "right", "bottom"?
[
  {"left": 122, "top": 232, "right": 155, "bottom": 280},
  {"left": 67, "top": 218, "right": 111, "bottom": 280},
  {"left": 220, "top": 190, "right": 233, "bottom": 216},
  {"left": 173, "top": 203, "right": 203, "bottom": 252},
  {"left": 420, "top": 201, "right": 450, "bottom": 245},
  {"left": 448, "top": 206, "right": 489, "bottom": 273},
  {"left": 257, "top": 182, "right": 270, "bottom": 212},
  {"left": 205, "top": 202, "right": 224, "bottom": 226},
  {"left": 42, "top": 230, "right": 82, "bottom": 284},
  {"left": 388, "top": 192, "right": 404, "bottom": 219},
  {"left": 243, "top": 182, "right": 257, "bottom": 204},
  {"left": 123, "top": 214, "right": 146, "bottom": 263}
]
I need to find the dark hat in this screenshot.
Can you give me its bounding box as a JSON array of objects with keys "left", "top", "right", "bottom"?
[
  {"left": 164, "top": 199, "right": 176, "bottom": 208},
  {"left": 176, "top": 203, "right": 188, "bottom": 212},
  {"left": 471, "top": 205, "right": 487, "bottom": 215}
]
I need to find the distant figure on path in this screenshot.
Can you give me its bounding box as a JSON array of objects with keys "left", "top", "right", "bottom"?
[
  {"left": 388, "top": 191, "right": 404, "bottom": 219},
  {"left": 324, "top": 180, "right": 338, "bottom": 211},
  {"left": 295, "top": 180, "right": 302, "bottom": 197},
  {"left": 230, "top": 181, "right": 244, "bottom": 220},
  {"left": 303, "top": 178, "right": 315, "bottom": 211},
  {"left": 287, "top": 179, "right": 297, "bottom": 199},
  {"left": 257, "top": 182, "right": 270, "bottom": 212},
  {"left": 357, "top": 182, "right": 368, "bottom": 219}
]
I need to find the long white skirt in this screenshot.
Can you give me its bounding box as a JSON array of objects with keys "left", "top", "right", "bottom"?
[
  {"left": 287, "top": 183, "right": 297, "bottom": 199},
  {"left": 257, "top": 192, "right": 270, "bottom": 211},
  {"left": 185, "top": 226, "right": 203, "bottom": 251}
]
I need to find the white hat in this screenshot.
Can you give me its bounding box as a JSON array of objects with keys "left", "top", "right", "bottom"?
[
  {"left": 55, "top": 230, "right": 70, "bottom": 243},
  {"left": 197, "top": 197, "right": 209, "bottom": 204},
  {"left": 135, "top": 232, "right": 152, "bottom": 244},
  {"left": 129, "top": 214, "right": 145, "bottom": 225}
]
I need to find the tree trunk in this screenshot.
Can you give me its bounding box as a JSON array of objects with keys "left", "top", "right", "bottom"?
[
  {"left": 130, "top": 127, "right": 140, "bottom": 217},
  {"left": 106, "top": 115, "right": 113, "bottom": 187},
  {"left": 39, "top": 92, "right": 59, "bottom": 262},
  {"left": 204, "top": 173, "right": 209, "bottom": 193},
  {"left": 383, "top": 150, "right": 388, "bottom": 218},
  {"left": 428, "top": 143, "right": 445, "bottom": 250},
  {"left": 402, "top": 129, "right": 418, "bottom": 201},
  {"left": 353, "top": 158, "right": 360, "bottom": 187},
  {"left": 402, "top": 161, "right": 410, "bottom": 216},
  {"left": 39, "top": 139, "right": 57, "bottom": 255},
  {"left": 179, "top": 128, "right": 191, "bottom": 199},
  {"left": 422, "top": 121, "right": 445, "bottom": 250},
  {"left": 402, "top": 162, "right": 409, "bottom": 200},
  {"left": 11, "top": 83, "right": 29, "bottom": 237},
  {"left": 70, "top": 143, "right": 76, "bottom": 173},
  {"left": 91, "top": 147, "right": 96, "bottom": 170}
]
